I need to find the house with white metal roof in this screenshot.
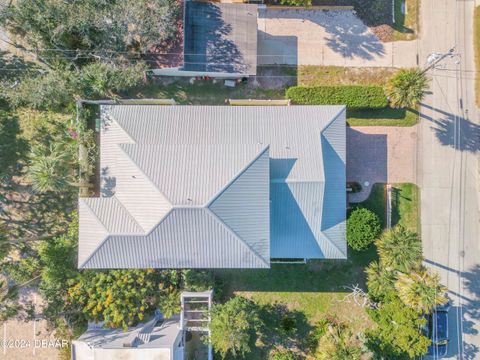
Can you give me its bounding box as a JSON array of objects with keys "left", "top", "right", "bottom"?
[
  {"left": 71, "top": 314, "right": 184, "bottom": 360},
  {"left": 78, "top": 105, "right": 346, "bottom": 269}
]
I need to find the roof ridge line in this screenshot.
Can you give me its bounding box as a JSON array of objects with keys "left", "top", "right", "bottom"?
[
  {"left": 116, "top": 143, "right": 174, "bottom": 207},
  {"left": 205, "top": 145, "right": 270, "bottom": 207},
  {"left": 101, "top": 107, "right": 137, "bottom": 144},
  {"left": 205, "top": 208, "right": 270, "bottom": 267},
  {"left": 80, "top": 198, "right": 110, "bottom": 234},
  {"left": 110, "top": 195, "right": 147, "bottom": 234},
  {"left": 318, "top": 106, "right": 346, "bottom": 258},
  {"left": 320, "top": 106, "right": 346, "bottom": 138},
  {"left": 319, "top": 229, "right": 347, "bottom": 259},
  {"left": 80, "top": 209, "right": 175, "bottom": 269},
  {"left": 78, "top": 199, "right": 110, "bottom": 268}
]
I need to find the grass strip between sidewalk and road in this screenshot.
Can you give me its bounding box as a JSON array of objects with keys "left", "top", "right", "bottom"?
[
  {"left": 393, "top": 0, "right": 420, "bottom": 41},
  {"left": 391, "top": 183, "right": 420, "bottom": 233}
]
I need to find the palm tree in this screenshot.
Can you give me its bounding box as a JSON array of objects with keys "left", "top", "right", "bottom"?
[
  {"left": 316, "top": 322, "right": 363, "bottom": 360},
  {"left": 395, "top": 268, "right": 448, "bottom": 314},
  {"left": 375, "top": 226, "right": 423, "bottom": 272},
  {"left": 386, "top": 68, "right": 430, "bottom": 108},
  {"left": 365, "top": 261, "right": 396, "bottom": 300},
  {"left": 27, "top": 143, "right": 72, "bottom": 193}
]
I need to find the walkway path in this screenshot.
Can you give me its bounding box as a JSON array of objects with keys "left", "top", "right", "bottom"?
[{"left": 347, "top": 126, "right": 418, "bottom": 202}]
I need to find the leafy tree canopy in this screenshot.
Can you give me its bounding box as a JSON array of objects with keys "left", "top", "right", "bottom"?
[
  {"left": 6, "top": 61, "right": 147, "bottom": 111},
  {"left": 0, "top": 111, "right": 27, "bottom": 178},
  {"left": 158, "top": 290, "right": 181, "bottom": 319},
  {"left": 68, "top": 269, "right": 160, "bottom": 330},
  {"left": 5, "top": 0, "right": 180, "bottom": 55},
  {"left": 366, "top": 297, "right": 430, "bottom": 358},
  {"left": 347, "top": 208, "right": 382, "bottom": 251},
  {"left": 210, "top": 296, "right": 261, "bottom": 359},
  {"left": 38, "top": 211, "right": 79, "bottom": 320},
  {"left": 182, "top": 269, "right": 215, "bottom": 292}
]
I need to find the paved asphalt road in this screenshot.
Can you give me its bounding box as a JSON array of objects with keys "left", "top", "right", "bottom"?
[{"left": 417, "top": 0, "right": 480, "bottom": 359}]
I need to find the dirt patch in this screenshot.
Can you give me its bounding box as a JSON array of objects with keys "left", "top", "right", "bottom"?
[
  {"left": 253, "top": 65, "right": 297, "bottom": 90},
  {"left": 0, "top": 289, "right": 61, "bottom": 360}
]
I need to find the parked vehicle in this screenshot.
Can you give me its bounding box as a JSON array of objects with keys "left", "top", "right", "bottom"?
[{"left": 424, "top": 301, "right": 450, "bottom": 357}]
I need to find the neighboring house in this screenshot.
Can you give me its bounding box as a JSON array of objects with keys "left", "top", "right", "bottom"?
[
  {"left": 71, "top": 314, "right": 184, "bottom": 360},
  {"left": 78, "top": 105, "right": 346, "bottom": 269},
  {"left": 153, "top": 1, "right": 258, "bottom": 78}
]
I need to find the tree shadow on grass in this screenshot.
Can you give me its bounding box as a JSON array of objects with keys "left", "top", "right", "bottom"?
[
  {"left": 347, "top": 107, "right": 409, "bottom": 120},
  {"left": 249, "top": 303, "right": 312, "bottom": 359},
  {"left": 215, "top": 247, "right": 377, "bottom": 295}
]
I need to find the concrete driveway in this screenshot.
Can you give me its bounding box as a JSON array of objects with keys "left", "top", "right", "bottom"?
[
  {"left": 347, "top": 126, "right": 418, "bottom": 202},
  {"left": 257, "top": 8, "right": 417, "bottom": 68}
]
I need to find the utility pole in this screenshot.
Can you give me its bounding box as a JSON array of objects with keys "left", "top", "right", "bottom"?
[{"left": 422, "top": 46, "right": 460, "bottom": 74}]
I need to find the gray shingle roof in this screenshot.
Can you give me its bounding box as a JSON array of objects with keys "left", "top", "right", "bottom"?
[{"left": 78, "top": 105, "right": 346, "bottom": 269}]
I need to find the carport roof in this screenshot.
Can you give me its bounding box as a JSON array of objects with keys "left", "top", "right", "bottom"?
[{"left": 183, "top": 2, "right": 258, "bottom": 75}]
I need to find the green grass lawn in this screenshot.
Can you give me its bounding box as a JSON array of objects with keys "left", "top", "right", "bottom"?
[
  {"left": 352, "top": 183, "right": 387, "bottom": 228},
  {"left": 347, "top": 107, "right": 418, "bottom": 127},
  {"left": 122, "top": 80, "right": 285, "bottom": 105},
  {"left": 211, "top": 186, "right": 390, "bottom": 358},
  {"left": 214, "top": 248, "right": 377, "bottom": 358},
  {"left": 393, "top": 0, "right": 420, "bottom": 41},
  {"left": 391, "top": 183, "right": 420, "bottom": 233}
]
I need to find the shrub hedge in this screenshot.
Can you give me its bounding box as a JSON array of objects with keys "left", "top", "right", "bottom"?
[
  {"left": 285, "top": 85, "right": 388, "bottom": 109},
  {"left": 347, "top": 208, "right": 382, "bottom": 251}
]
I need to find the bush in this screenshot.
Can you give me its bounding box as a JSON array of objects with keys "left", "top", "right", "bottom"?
[
  {"left": 182, "top": 269, "right": 214, "bottom": 292},
  {"left": 285, "top": 85, "right": 388, "bottom": 109},
  {"left": 3, "top": 258, "right": 41, "bottom": 284},
  {"left": 269, "top": 349, "right": 297, "bottom": 360},
  {"left": 347, "top": 208, "right": 382, "bottom": 251},
  {"left": 68, "top": 269, "right": 161, "bottom": 329},
  {"left": 279, "top": 0, "right": 311, "bottom": 6}
]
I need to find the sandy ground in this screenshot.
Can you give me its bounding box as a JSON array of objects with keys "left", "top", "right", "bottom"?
[{"left": 0, "top": 289, "right": 61, "bottom": 360}]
